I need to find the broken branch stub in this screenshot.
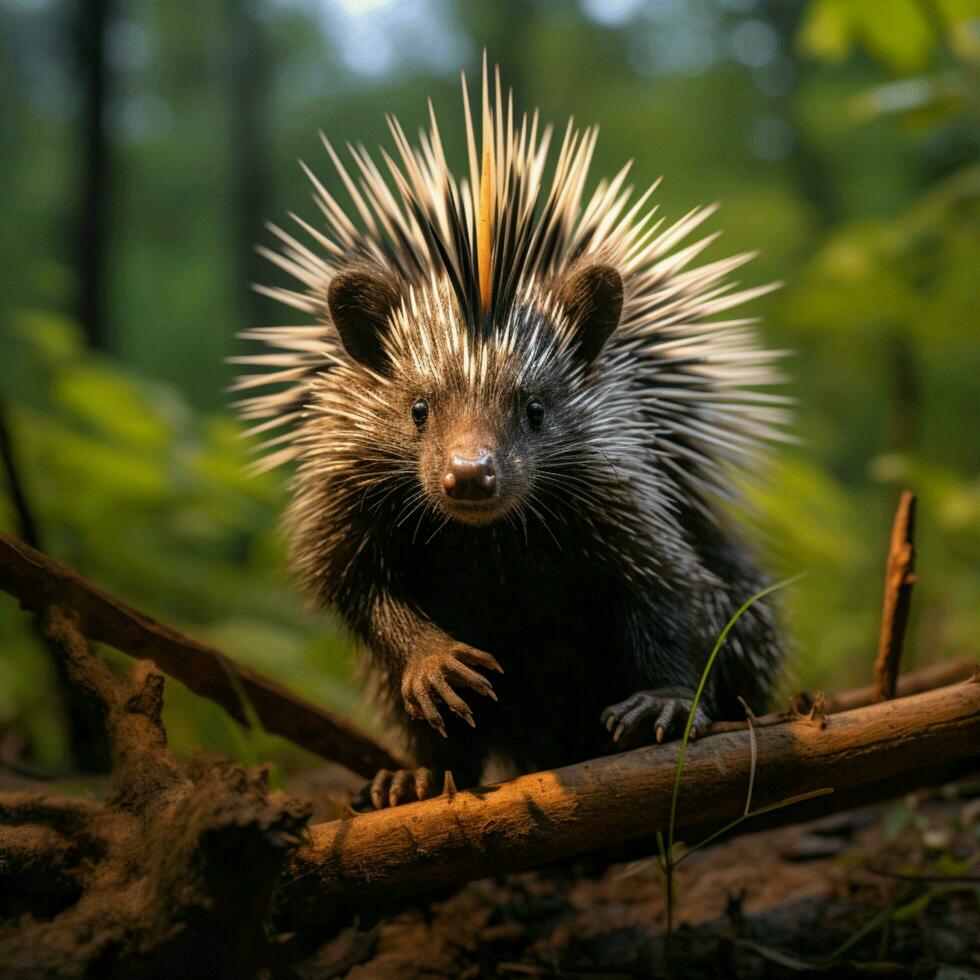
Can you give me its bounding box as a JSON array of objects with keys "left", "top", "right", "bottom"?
[{"left": 874, "top": 490, "right": 917, "bottom": 701}]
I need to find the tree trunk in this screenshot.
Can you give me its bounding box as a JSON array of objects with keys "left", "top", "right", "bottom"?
[
  {"left": 73, "top": 0, "right": 112, "bottom": 349},
  {"left": 225, "top": 0, "right": 274, "bottom": 328}
]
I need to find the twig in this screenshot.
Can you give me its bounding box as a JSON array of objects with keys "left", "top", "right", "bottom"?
[
  {"left": 0, "top": 530, "right": 405, "bottom": 778},
  {"left": 875, "top": 491, "right": 917, "bottom": 701}
]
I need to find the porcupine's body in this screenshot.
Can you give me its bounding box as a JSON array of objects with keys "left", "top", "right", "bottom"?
[{"left": 235, "top": 68, "right": 788, "bottom": 807}]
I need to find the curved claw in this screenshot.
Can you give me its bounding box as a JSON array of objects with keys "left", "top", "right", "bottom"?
[
  {"left": 455, "top": 646, "right": 504, "bottom": 674},
  {"left": 401, "top": 644, "right": 500, "bottom": 735},
  {"left": 600, "top": 689, "right": 712, "bottom": 749},
  {"left": 404, "top": 681, "right": 447, "bottom": 737},
  {"left": 368, "top": 766, "right": 439, "bottom": 810}
]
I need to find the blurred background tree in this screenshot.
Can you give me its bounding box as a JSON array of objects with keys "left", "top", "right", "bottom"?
[{"left": 1, "top": 0, "right": 977, "bottom": 773}]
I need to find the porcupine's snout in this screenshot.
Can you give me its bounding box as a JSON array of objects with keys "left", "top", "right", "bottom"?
[{"left": 442, "top": 449, "right": 497, "bottom": 502}]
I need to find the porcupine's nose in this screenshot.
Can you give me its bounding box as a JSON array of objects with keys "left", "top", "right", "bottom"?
[{"left": 443, "top": 450, "right": 497, "bottom": 501}]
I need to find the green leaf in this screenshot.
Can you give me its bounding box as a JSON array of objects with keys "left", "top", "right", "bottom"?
[
  {"left": 799, "top": 0, "right": 940, "bottom": 74},
  {"left": 798, "top": 0, "right": 855, "bottom": 63},
  {"left": 51, "top": 366, "right": 173, "bottom": 451}
]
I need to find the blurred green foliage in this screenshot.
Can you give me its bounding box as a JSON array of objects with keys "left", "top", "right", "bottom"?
[
  {"left": 0, "top": 314, "right": 363, "bottom": 768},
  {"left": 0, "top": 0, "right": 976, "bottom": 771}
]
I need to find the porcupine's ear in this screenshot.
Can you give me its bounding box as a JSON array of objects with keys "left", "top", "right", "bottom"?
[
  {"left": 557, "top": 262, "right": 624, "bottom": 365},
  {"left": 327, "top": 266, "right": 400, "bottom": 371}
]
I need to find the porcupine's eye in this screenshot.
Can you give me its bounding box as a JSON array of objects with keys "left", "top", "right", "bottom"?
[
  {"left": 526, "top": 398, "right": 545, "bottom": 429},
  {"left": 411, "top": 399, "right": 429, "bottom": 428}
]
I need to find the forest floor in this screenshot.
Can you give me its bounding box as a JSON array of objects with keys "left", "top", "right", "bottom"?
[
  {"left": 287, "top": 771, "right": 980, "bottom": 980},
  {"left": 1, "top": 757, "right": 978, "bottom": 978}
]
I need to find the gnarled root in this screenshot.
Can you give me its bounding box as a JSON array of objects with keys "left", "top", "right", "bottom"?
[{"left": 0, "top": 606, "right": 311, "bottom": 978}]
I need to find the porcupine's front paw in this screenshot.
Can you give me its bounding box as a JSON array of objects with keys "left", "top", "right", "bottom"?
[
  {"left": 600, "top": 687, "right": 711, "bottom": 748},
  {"left": 401, "top": 644, "right": 503, "bottom": 737}
]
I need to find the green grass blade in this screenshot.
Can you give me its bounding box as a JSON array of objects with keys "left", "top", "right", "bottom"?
[{"left": 667, "top": 572, "right": 807, "bottom": 856}]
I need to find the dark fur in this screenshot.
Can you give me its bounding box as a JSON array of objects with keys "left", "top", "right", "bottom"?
[
  {"left": 290, "top": 265, "right": 782, "bottom": 795},
  {"left": 335, "top": 505, "right": 775, "bottom": 790}
]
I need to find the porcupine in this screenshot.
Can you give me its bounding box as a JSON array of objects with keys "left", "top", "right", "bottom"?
[{"left": 234, "top": 65, "right": 789, "bottom": 810}]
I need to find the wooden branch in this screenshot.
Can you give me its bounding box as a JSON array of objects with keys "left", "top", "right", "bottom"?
[
  {"left": 283, "top": 678, "right": 980, "bottom": 911},
  {"left": 875, "top": 490, "right": 916, "bottom": 700},
  {"left": 0, "top": 531, "right": 405, "bottom": 778},
  {"left": 826, "top": 656, "right": 972, "bottom": 713},
  {"left": 706, "top": 656, "right": 975, "bottom": 735}
]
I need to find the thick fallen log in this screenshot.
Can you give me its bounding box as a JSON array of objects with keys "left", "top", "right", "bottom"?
[
  {"left": 0, "top": 530, "right": 404, "bottom": 778},
  {"left": 283, "top": 677, "right": 980, "bottom": 911}
]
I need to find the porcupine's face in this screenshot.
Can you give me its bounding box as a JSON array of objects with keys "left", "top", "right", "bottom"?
[{"left": 327, "top": 262, "right": 624, "bottom": 529}]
